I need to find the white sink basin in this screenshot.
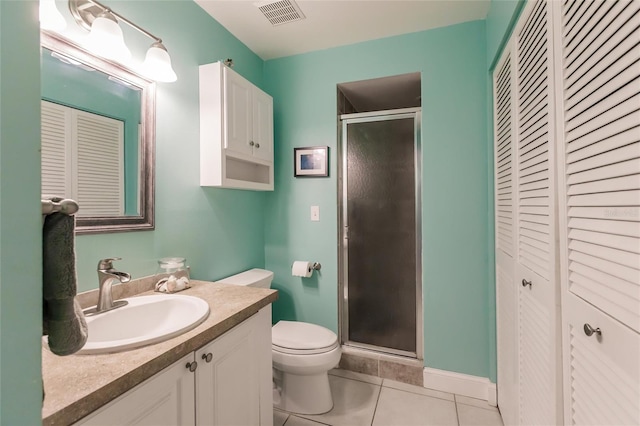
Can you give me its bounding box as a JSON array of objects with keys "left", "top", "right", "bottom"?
[{"left": 78, "top": 294, "right": 210, "bottom": 355}]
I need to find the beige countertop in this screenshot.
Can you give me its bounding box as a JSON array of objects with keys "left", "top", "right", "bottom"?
[{"left": 42, "top": 279, "right": 277, "bottom": 425}]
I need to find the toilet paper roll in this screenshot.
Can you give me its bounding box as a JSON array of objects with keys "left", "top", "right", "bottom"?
[{"left": 292, "top": 261, "right": 313, "bottom": 278}]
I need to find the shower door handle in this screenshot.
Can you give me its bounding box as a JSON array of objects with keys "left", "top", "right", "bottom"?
[{"left": 344, "top": 226, "right": 349, "bottom": 240}]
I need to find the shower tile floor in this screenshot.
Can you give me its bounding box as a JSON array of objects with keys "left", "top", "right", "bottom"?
[{"left": 274, "top": 369, "right": 504, "bottom": 426}]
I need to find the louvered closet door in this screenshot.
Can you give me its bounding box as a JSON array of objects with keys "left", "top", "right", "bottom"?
[
  {"left": 555, "top": 0, "right": 640, "bottom": 423},
  {"left": 493, "top": 44, "right": 518, "bottom": 426},
  {"left": 514, "top": 0, "right": 561, "bottom": 424}
]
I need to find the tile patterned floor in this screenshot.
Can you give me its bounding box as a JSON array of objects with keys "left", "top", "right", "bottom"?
[{"left": 274, "top": 369, "right": 504, "bottom": 426}]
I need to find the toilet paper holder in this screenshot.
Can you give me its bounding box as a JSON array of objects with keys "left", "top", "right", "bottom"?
[{"left": 292, "top": 261, "right": 322, "bottom": 277}]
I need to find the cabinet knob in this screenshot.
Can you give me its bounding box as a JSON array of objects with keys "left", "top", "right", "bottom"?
[
  {"left": 202, "top": 352, "right": 213, "bottom": 363},
  {"left": 249, "top": 141, "right": 255, "bottom": 146},
  {"left": 186, "top": 361, "right": 198, "bottom": 372},
  {"left": 583, "top": 323, "right": 602, "bottom": 337},
  {"left": 255, "top": 143, "right": 260, "bottom": 148},
  {"left": 521, "top": 278, "right": 532, "bottom": 288}
]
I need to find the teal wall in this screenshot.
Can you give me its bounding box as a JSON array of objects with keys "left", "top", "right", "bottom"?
[
  {"left": 263, "top": 21, "right": 494, "bottom": 379},
  {"left": 486, "top": 0, "right": 526, "bottom": 70},
  {"left": 41, "top": 51, "right": 141, "bottom": 214},
  {"left": 57, "top": 0, "right": 269, "bottom": 290},
  {"left": 0, "top": 1, "right": 43, "bottom": 424}
]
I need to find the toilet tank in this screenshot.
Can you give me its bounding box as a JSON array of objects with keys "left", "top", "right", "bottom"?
[{"left": 217, "top": 268, "right": 274, "bottom": 289}]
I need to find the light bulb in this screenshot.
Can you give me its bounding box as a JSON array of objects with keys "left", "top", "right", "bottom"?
[
  {"left": 39, "top": 0, "right": 66, "bottom": 31},
  {"left": 85, "top": 11, "right": 131, "bottom": 63},
  {"left": 140, "top": 42, "right": 177, "bottom": 83}
]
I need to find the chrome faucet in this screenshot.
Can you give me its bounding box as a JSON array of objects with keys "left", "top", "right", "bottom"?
[{"left": 93, "top": 257, "right": 131, "bottom": 314}]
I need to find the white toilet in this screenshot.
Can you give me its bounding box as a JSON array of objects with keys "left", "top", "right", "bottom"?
[{"left": 217, "top": 268, "right": 341, "bottom": 415}]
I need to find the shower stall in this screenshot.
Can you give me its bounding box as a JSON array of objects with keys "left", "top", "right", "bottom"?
[{"left": 339, "top": 108, "right": 422, "bottom": 358}]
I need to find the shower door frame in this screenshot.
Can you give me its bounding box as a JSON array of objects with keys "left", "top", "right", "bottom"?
[{"left": 338, "top": 108, "right": 423, "bottom": 360}]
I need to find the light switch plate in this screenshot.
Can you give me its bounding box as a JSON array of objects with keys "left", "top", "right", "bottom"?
[{"left": 311, "top": 205, "right": 320, "bottom": 221}]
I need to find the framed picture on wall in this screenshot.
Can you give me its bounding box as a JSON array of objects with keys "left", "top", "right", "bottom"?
[{"left": 294, "top": 146, "right": 329, "bottom": 177}]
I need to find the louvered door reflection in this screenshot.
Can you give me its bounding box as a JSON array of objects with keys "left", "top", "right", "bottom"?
[
  {"left": 556, "top": 0, "right": 640, "bottom": 423},
  {"left": 41, "top": 101, "right": 124, "bottom": 217},
  {"left": 514, "top": 0, "right": 561, "bottom": 424},
  {"left": 493, "top": 45, "right": 519, "bottom": 426},
  {"left": 75, "top": 111, "right": 124, "bottom": 217},
  {"left": 41, "top": 101, "right": 71, "bottom": 197}
]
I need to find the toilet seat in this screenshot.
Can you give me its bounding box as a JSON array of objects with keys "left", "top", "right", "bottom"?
[{"left": 272, "top": 321, "right": 338, "bottom": 355}]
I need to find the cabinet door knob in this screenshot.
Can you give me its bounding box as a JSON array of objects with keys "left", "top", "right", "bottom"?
[
  {"left": 583, "top": 323, "right": 602, "bottom": 337},
  {"left": 521, "top": 278, "right": 532, "bottom": 288},
  {"left": 249, "top": 141, "right": 255, "bottom": 146},
  {"left": 202, "top": 352, "right": 213, "bottom": 363},
  {"left": 255, "top": 143, "right": 260, "bottom": 148},
  {"left": 186, "top": 361, "right": 198, "bottom": 372}
]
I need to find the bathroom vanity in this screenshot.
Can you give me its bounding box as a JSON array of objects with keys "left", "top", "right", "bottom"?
[{"left": 42, "top": 280, "right": 277, "bottom": 425}]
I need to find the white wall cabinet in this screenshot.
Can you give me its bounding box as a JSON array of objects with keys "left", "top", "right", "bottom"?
[
  {"left": 75, "top": 307, "right": 273, "bottom": 426},
  {"left": 494, "top": 0, "right": 640, "bottom": 425},
  {"left": 200, "top": 61, "right": 274, "bottom": 191}
]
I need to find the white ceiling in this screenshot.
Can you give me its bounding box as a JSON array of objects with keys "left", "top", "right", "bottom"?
[{"left": 194, "top": 0, "right": 491, "bottom": 60}]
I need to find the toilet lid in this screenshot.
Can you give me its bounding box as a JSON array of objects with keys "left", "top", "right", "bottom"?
[{"left": 272, "top": 321, "right": 338, "bottom": 353}]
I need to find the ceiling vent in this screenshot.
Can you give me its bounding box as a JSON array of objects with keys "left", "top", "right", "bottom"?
[{"left": 255, "top": 0, "right": 306, "bottom": 26}]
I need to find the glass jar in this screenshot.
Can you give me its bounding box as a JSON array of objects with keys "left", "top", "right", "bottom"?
[{"left": 156, "top": 257, "right": 190, "bottom": 281}]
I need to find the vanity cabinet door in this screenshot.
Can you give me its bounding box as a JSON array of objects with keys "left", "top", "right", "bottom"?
[
  {"left": 195, "top": 313, "right": 260, "bottom": 426},
  {"left": 74, "top": 353, "right": 196, "bottom": 426}
]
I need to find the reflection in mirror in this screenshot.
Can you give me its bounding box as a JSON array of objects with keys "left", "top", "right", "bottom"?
[{"left": 41, "top": 31, "right": 155, "bottom": 234}]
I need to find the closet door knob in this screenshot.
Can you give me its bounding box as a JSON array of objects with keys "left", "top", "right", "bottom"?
[
  {"left": 202, "top": 353, "right": 213, "bottom": 363},
  {"left": 583, "top": 323, "right": 601, "bottom": 337},
  {"left": 249, "top": 141, "right": 255, "bottom": 146},
  {"left": 255, "top": 143, "right": 260, "bottom": 148},
  {"left": 521, "top": 279, "right": 532, "bottom": 288},
  {"left": 186, "top": 361, "right": 198, "bottom": 372}
]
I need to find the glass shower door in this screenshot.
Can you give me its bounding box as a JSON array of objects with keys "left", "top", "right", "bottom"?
[{"left": 341, "top": 112, "right": 420, "bottom": 356}]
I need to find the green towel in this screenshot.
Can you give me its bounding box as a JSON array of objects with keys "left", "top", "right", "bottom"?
[{"left": 43, "top": 211, "right": 88, "bottom": 356}]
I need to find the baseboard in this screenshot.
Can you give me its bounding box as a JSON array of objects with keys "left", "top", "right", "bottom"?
[{"left": 423, "top": 367, "right": 497, "bottom": 406}]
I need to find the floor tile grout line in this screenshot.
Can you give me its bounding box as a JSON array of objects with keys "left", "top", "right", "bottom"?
[
  {"left": 456, "top": 402, "right": 501, "bottom": 412},
  {"left": 455, "top": 394, "right": 500, "bottom": 413},
  {"left": 369, "top": 381, "right": 384, "bottom": 426},
  {"left": 285, "top": 414, "right": 332, "bottom": 426},
  {"left": 328, "top": 372, "right": 383, "bottom": 387},
  {"left": 333, "top": 370, "right": 456, "bottom": 402},
  {"left": 454, "top": 400, "right": 461, "bottom": 426},
  {"left": 382, "top": 382, "right": 456, "bottom": 403}
]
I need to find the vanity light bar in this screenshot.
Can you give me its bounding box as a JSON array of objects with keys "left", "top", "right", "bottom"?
[
  {"left": 68, "top": 0, "right": 178, "bottom": 82},
  {"left": 83, "top": 0, "right": 163, "bottom": 44}
]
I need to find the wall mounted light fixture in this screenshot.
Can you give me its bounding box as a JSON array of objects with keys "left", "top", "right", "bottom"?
[
  {"left": 40, "top": 0, "right": 67, "bottom": 31},
  {"left": 67, "top": 0, "right": 177, "bottom": 82}
]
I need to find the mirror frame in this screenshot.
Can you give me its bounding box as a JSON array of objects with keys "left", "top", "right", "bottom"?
[{"left": 41, "top": 31, "right": 155, "bottom": 234}]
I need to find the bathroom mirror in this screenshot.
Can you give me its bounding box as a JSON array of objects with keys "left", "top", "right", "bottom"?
[{"left": 41, "top": 31, "right": 155, "bottom": 234}]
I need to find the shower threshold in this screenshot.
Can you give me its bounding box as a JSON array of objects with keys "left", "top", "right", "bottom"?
[
  {"left": 344, "top": 340, "right": 417, "bottom": 359},
  {"left": 338, "top": 344, "right": 425, "bottom": 387}
]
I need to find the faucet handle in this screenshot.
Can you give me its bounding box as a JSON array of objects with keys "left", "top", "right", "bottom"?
[{"left": 97, "top": 257, "right": 122, "bottom": 270}]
